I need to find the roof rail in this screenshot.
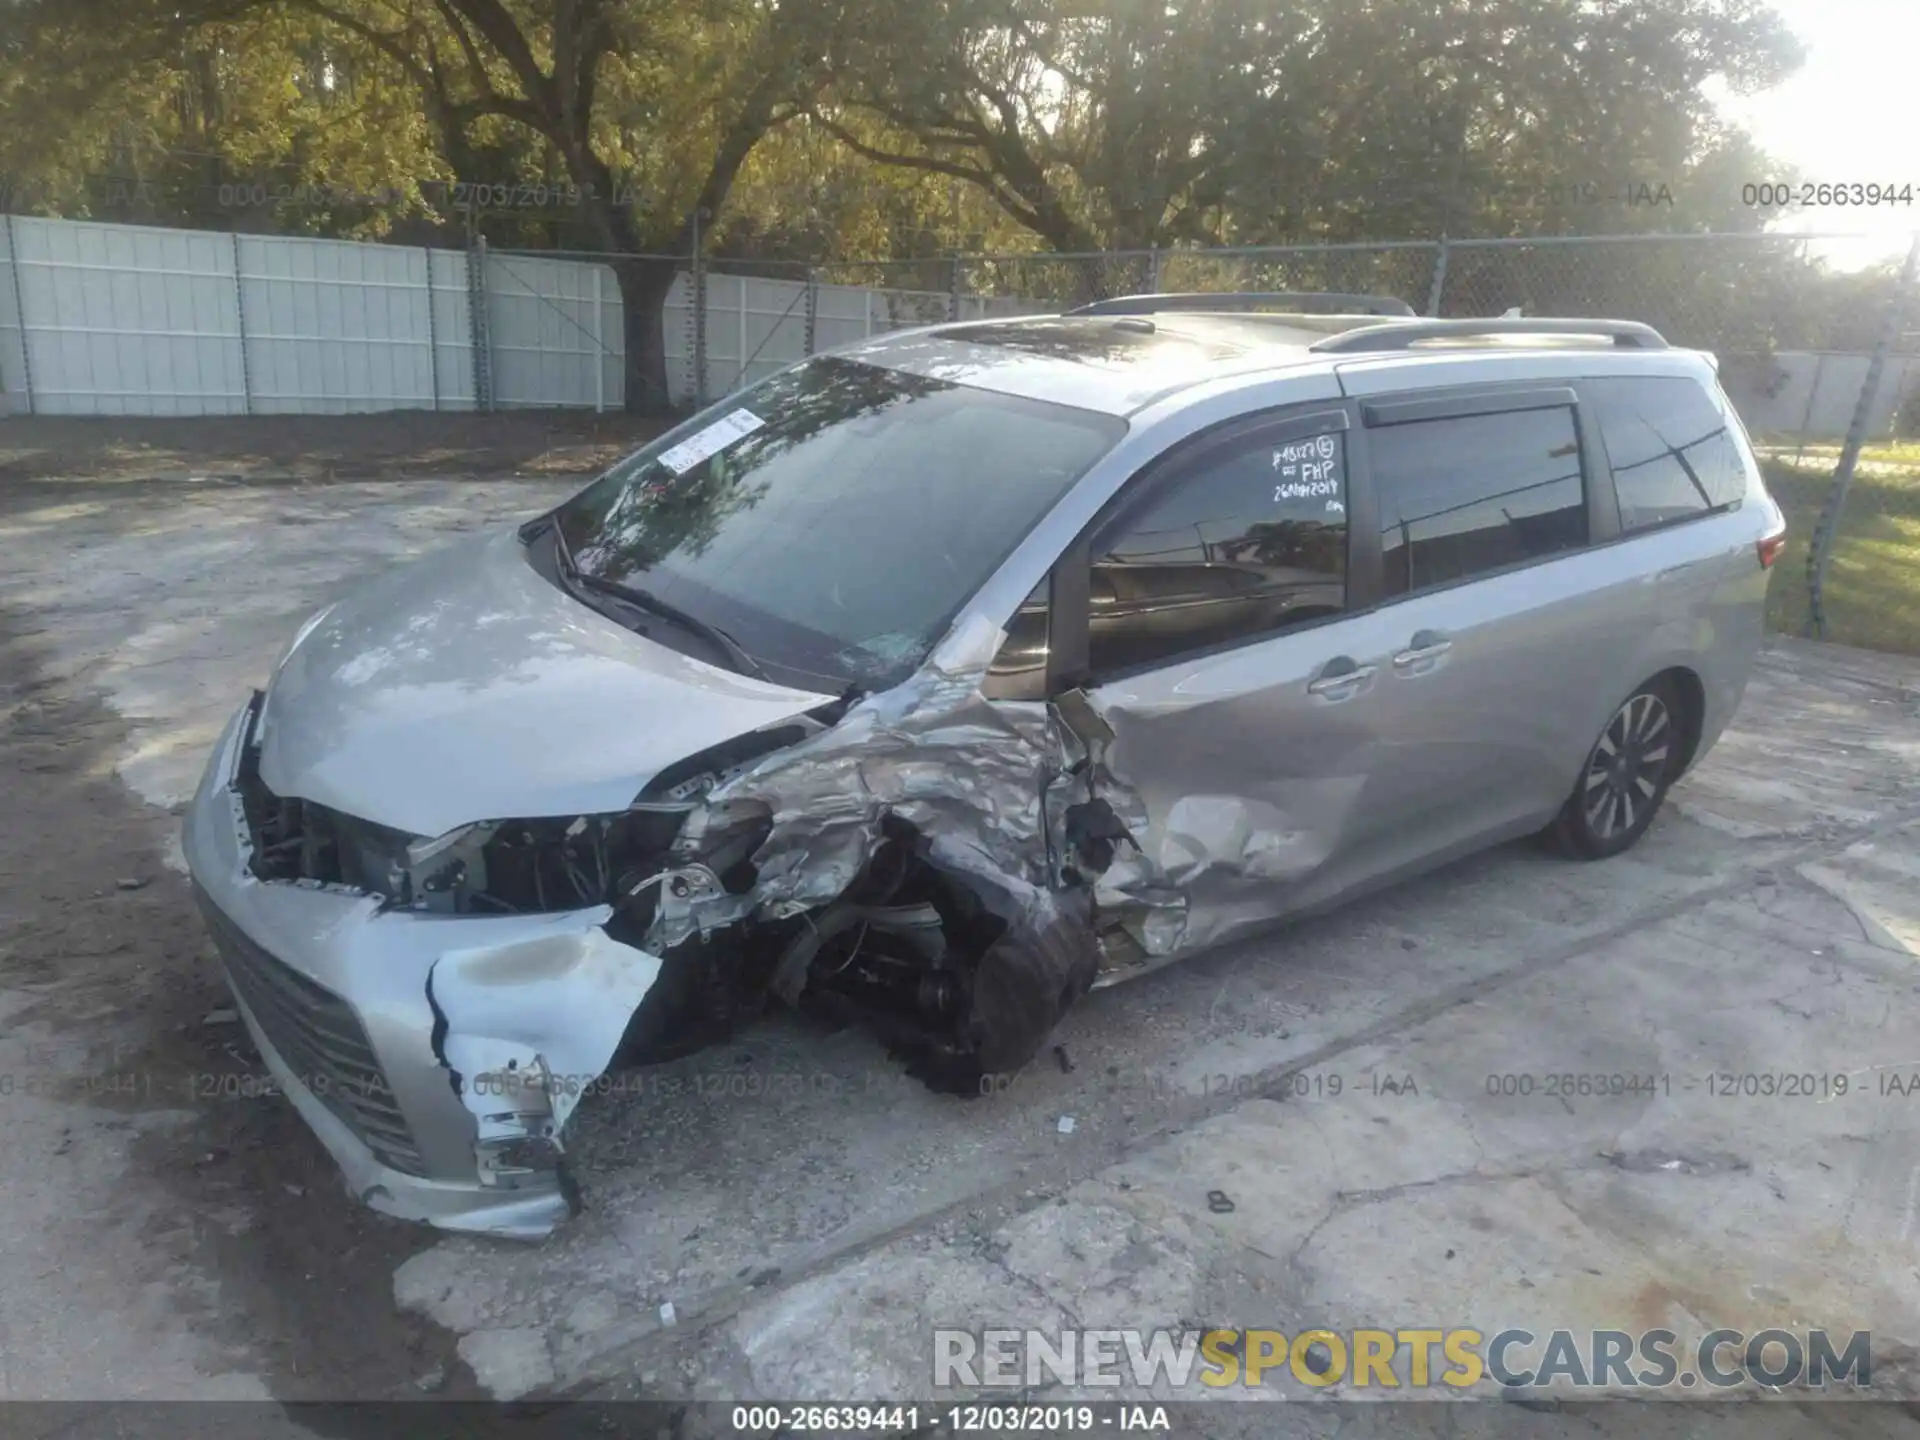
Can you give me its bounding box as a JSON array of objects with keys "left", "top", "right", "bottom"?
[
  {"left": 1309, "top": 317, "right": 1669, "bottom": 353},
  {"left": 1069, "top": 291, "right": 1417, "bottom": 318}
]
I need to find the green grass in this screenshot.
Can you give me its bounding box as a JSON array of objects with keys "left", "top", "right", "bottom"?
[
  {"left": 1761, "top": 450, "right": 1920, "bottom": 654},
  {"left": 1754, "top": 438, "right": 1920, "bottom": 469}
]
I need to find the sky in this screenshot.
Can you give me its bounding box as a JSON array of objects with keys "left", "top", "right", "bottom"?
[{"left": 1708, "top": 0, "right": 1920, "bottom": 267}]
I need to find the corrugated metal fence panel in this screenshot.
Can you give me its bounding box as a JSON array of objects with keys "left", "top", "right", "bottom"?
[
  {"left": 811, "top": 283, "right": 868, "bottom": 352},
  {"left": 871, "top": 288, "right": 953, "bottom": 334},
  {"left": 699, "top": 274, "right": 815, "bottom": 395},
  {"left": 595, "top": 268, "right": 627, "bottom": 409},
  {"left": 1723, "top": 350, "right": 1920, "bottom": 440},
  {"left": 484, "top": 249, "right": 620, "bottom": 410},
  {"left": 0, "top": 217, "right": 1056, "bottom": 417},
  {"left": 11, "top": 217, "right": 245, "bottom": 415},
  {"left": 240, "top": 235, "right": 436, "bottom": 413},
  {"left": 0, "top": 220, "right": 26, "bottom": 416},
  {"left": 427, "top": 248, "right": 476, "bottom": 411},
  {"left": 1799, "top": 353, "right": 1917, "bottom": 438}
]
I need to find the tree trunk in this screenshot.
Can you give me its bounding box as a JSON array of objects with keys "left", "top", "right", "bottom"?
[{"left": 608, "top": 254, "right": 680, "bottom": 416}]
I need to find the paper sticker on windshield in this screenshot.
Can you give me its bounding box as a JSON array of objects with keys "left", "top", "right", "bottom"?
[{"left": 658, "top": 409, "right": 766, "bottom": 475}]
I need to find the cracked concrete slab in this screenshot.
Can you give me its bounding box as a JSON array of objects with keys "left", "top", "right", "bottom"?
[{"left": 600, "top": 832, "right": 1920, "bottom": 1409}]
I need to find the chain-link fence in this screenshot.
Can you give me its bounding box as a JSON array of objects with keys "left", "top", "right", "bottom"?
[
  {"left": 959, "top": 242, "right": 1446, "bottom": 318},
  {"left": 623, "top": 231, "right": 1920, "bottom": 440},
  {"left": 951, "top": 233, "right": 1911, "bottom": 362}
]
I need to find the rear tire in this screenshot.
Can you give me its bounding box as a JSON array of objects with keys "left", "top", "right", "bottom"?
[{"left": 1547, "top": 678, "right": 1688, "bottom": 860}]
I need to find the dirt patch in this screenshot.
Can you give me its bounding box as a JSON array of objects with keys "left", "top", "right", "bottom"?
[
  {"left": 0, "top": 411, "right": 670, "bottom": 486},
  {"left": 0, "top": 601, "right": 482, "bottom": 1400}
]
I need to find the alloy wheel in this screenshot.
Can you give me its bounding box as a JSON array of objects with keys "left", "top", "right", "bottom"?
[{"left": 1582, "top": 692, "right": 1672, "bottom": 841}]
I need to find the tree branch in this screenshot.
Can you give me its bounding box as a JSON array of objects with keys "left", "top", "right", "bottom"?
[
  {"left": 809, "top": 111, "right": 1047, "bottom": 234},
  {"left": 427, "top": 0, "right": 499, "bottom": 103},
  {"left": 437, "top": 0, "right": 553, "bottom": 121}
]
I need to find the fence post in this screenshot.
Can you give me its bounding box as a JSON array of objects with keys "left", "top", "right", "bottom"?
[
  {"left": 229, "top": 231, "right": 253, "bottom": 414},
  {"left": 948, "top": 251, "right": 963, "bottom": 321},
  {"left": 591, "top": 265, "right": 605, "bottom": 413},
  {"left": 1425, "top": 238, "right": 1450, "bottom": 317},
  {"left": 424, "top": 248, "right": 441, "bottom": 411},
  {"left": 4, "top": 213, "right": 34, "bottom": 415},
  {"left": 468, "top": 233, "right": 493, "bottom": 412},
  {"left": 691, "top": 209, "right": 708, "bottom": 408},
  {"left": 1147, "top": 245, "right": 1162, "bottom": 293},
  {"left": 1806, "top": 231, "right": 1920, "bottom": 640},
  {"left": 803, "top": 267, "right": 819, "bottom": 356},
  {"left": 733, "top": 276, "right": 747, "bottom": 392}
]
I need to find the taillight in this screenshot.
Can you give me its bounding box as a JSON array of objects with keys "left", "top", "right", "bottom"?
[{"left": 1757, "top": 528, "right": 1787, "bottom": 569}]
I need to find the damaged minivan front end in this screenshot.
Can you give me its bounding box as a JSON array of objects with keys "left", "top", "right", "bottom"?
[
  {"left": 183, "top": 680, "right": 822, "bottom": 1237},
  {"left": 185, "top": 650, "right": 1122, "bottom": 1238},
  {"left": 183, "top": 350, "right": 1142, "bottom": 1237}
]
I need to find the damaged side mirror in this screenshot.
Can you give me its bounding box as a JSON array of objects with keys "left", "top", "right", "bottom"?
[
  {"left": 1049, "top": 687, "right": 1137, "bottom": 883},
  {"left": 1051, "top": 685, "right": 1114, "bottom": 766}
]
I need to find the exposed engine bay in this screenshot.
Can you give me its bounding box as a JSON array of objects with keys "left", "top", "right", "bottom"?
[
  {"left": 605, "top": 667, "right": 1143, "bottom": 1095},
  {"left": 230, "top": 665, "right": 1142, "bottom": 1132},
  {"left": 234, "top": 713, "right": 826, "bottom": 919}
]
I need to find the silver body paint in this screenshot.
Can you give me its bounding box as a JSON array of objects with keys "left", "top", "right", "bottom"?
[{"left": 183, "top": 317, "right": 1778, "bottom": 1234}]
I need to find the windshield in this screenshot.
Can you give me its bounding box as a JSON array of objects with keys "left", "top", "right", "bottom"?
[{"left": 552, "top": 355, "right": 1125, "bottom": 691}]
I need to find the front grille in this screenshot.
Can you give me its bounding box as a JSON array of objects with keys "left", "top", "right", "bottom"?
[{"left": 195, "top": 889, "right": 426, "bottom": 1176}]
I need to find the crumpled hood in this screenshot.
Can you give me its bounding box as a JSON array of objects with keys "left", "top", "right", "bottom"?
[{"left": 256, "top": 527, "right": 833, "bottom": 838}]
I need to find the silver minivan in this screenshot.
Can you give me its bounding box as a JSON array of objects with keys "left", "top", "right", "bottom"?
[{"left": 183, "top": 300, "right": 1787, "bottom": 1235}]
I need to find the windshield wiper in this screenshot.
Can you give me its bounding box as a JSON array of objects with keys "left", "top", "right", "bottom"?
[
  {"left": 583, "top": 574, "right": 772, "bottom": 684},
  {"left": 550, "top": 529, "right": 771, "bottom": 683}
]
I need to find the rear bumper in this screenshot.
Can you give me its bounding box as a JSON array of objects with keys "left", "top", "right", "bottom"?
[{"left": 182, "top": 697, "right": 636, "bottom": 1239}]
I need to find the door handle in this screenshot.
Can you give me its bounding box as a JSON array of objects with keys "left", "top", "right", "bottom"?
[
  {"left": 1306, "top": 659, "right": 1376, "bottom": 697},
  {"left": 1392, "top": 630, "right": 1453, "bottom": 669}
]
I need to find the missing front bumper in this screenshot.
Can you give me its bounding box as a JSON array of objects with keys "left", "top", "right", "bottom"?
[{"left": 185, "top": 698, "right": 671, "bottom": 1239}]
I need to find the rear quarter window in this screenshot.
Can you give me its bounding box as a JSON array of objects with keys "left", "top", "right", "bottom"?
[{"left": 1583, "top": 375, "right": 1749, "bottom": 532}]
